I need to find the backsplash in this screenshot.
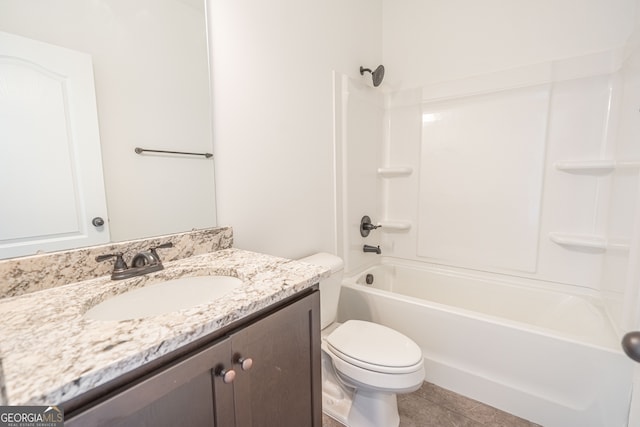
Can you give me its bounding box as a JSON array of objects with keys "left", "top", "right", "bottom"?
[{"left": 0, "top": 227, "right": 233, "bottom": 299}]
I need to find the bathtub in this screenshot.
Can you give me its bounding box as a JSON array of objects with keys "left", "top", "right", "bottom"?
[{"left": 337, "top": 259, "right": 633, "bottom": 427}]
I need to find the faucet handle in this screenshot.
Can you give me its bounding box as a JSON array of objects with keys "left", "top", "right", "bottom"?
[
  {"left": 360, "top": 216, "right": 381, "bottom": 237},
  {"left": 95, "top": 253, "right": 128, "bottom": 272},
  {"left": 149, "top": 242, "right": 174, "bottom": 261}
]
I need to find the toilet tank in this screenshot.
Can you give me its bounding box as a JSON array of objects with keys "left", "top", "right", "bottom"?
[{"left": 299, "top": 253, "right": 344, "bottom": 329}]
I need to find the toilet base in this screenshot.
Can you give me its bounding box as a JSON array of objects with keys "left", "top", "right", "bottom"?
[
  {"left": 322, "top": 383, "right": 400, "bottom": 427},
  {"left": 322, "top": 351, "right": 401, "bottom": 427},
  {"left": 322, "top": 348, "right": 354, "bottom": 425},
  {"left": 349, "top": 389, "right": 399, "bottom": 427},
  {"left": 322, "top": 385, "right": 352, "bottom": 425}
]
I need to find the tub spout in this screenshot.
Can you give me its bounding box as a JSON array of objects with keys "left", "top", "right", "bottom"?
[{"left": 363, "top": 244, "right": 381, "bottom": 254}]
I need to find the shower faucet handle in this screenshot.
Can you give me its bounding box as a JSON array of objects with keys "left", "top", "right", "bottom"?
[{"left": 360, "top": 215, "right": 382, "bottom": 237}]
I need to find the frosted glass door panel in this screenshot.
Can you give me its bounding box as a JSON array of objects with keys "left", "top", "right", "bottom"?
[
  {"left": 0, "top": 32, "right": 109, "bottom": 258},
  {"left": 418, "top": 85, "right": 549, "bottom": 273}
]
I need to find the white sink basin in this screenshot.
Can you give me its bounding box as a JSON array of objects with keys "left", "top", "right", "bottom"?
[{"left": 85, "top": 275, "right": 243, "bottom": 321}]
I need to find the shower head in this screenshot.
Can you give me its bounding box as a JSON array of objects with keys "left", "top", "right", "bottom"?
[{"left": 360, "top": 65, "right": 385, "bottom": 87}]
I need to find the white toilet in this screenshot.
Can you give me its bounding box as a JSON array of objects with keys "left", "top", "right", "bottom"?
[{"left": 300, "top": 253, "right": 425, "bottom": 427}]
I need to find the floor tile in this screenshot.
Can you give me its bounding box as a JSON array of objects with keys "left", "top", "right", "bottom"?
[
  {"left": 322, "top": 413, "right": 345, "bottom": 427},
  {"left": 398, "top": 396, "right": 483, "bottom": 427}
]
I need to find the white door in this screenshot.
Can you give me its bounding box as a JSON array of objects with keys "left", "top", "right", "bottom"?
[
  {"left": 0, "top": 31, "right": 109, "bottom": 258},
  {"left": 621, "top": 165, "right": 640, "bottom": 426}
]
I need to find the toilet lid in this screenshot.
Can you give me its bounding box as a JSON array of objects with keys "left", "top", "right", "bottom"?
[{"left": 326, "top": 320, "right": 422, "bottom": 372}]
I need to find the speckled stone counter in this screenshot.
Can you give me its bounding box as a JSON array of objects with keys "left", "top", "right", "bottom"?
[
  {"left": 0, "top": 227, "right": 234, "bottom": 299},
  {"left": 0, "top": 248, "right": 329, "bottom": 406}
]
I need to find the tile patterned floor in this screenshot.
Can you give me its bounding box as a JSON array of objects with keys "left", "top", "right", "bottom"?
[{"left": 322, "top": 381, "right": 542, "bottom": 427}]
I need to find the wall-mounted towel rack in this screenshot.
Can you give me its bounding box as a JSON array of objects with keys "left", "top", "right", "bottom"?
[{"left": 134, "top": 147, "right": 213, "bottom": 158}]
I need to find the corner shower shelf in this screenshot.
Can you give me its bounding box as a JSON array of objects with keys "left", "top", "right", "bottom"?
[
  {"left": 548, "top": 232, "right": 607, "bottom": 250},
  {"left": 555, "top": 160, "right": 640, "bottom": 173},
  {"left": 378, "top": 220, "right": 412, "bottom": 232},
  {"left": 377, "top": 166, "right": 413, "bottom": 178}
]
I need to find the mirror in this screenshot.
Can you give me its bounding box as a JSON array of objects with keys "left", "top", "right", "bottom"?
[{"left": 0, "top": 0, "right": 216, "bottom": 258}]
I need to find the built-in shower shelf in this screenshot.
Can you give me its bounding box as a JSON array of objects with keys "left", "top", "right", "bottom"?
[
  {"left": 377, "top": 166, "right": 413, "bottom": 178},
  {"left": 549, "top": 232, "right": 607, "bottom": 250},
  {"left": 378, "top": 220, "right": 411, "bottom": 232},
  {"left": 555, "top": 160, "right": 640, "bottom": 173}
]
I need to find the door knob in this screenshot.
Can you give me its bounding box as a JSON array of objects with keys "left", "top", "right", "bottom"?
[
  {"left": 92, "top": 217, "right": 105, "bottom": 227},
  {"left": 622, "top": 331, "right": 640, "bottom": 363}
]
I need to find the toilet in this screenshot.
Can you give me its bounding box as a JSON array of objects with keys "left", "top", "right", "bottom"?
[{"left": 300, "top": 253, "right": 425, "bottom": 427}]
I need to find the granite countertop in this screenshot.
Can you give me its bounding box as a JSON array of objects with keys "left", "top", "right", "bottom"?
[{"left": 0, "top": 248, "right": 329, "bottom": 406}]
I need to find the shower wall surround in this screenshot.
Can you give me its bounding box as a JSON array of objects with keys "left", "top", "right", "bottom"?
[
  {"left": 0, "top": 227, "right": 233, "bottom": 299},
  {"left": 334, "top": 72, "right": 384, "bottom": 274},
  {"left": 418, "top": 84, "right": 549, "bottom": 273},
  {"left": 337, "top": 46, "right": 640, "bottom": 335},
  {"left": 376, "top": 47, "right": 640, "bottom": 331}
]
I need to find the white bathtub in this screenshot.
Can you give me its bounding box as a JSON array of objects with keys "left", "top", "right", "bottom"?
[{"left": 337, "top": 260, "right": 633, "bottom": 427}]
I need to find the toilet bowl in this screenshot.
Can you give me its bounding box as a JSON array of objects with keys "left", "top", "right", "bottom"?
[{"left": 300, "top": 253, "right": 425, "bottom": 427}]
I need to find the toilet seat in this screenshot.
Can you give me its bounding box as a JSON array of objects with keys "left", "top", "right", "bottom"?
[{"left": 326, "top": 320, "right": 423, "bottom": 374}]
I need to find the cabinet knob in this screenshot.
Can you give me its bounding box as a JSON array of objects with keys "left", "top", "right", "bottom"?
[
  {"left": 218, "top": 368, "right": 236, "bottom": 384},
  {"left": 237, "top": 356, "right": 253, "bottom": 371}
]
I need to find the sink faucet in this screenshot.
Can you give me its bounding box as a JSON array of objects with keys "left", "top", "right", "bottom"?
[
  {"left": 363, "top": 244, "right": 381, "bottom": 254},
  {"left": 96, "top": 242, "right": 174, "bottom": 280}
]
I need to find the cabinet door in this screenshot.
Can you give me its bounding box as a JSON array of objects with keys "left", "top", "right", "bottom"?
[
  {"left": 65, "top": 337, "right": 235, "bottom": 427},
  {"left": 232, "top": 291, "right": 321, "bottom": 427}
]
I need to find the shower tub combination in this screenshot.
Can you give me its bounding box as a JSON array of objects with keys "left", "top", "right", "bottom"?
[{"left": 337, "top": 259, "right": 632, "bottom": 427}]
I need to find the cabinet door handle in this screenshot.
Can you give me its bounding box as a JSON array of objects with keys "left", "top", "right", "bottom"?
[
  {"left": 217, "top": 367, "right": 236, "bottom": 384},
  {"left": 236, "top": 356, "right": 253, "bottom": 371}
]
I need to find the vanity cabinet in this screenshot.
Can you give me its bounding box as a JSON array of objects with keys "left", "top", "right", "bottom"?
[{"left": 65, "top": 290, "right": 321, "bottom": 427}]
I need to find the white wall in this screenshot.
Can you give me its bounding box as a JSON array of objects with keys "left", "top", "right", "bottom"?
[
  {"left": 209, "top": 0, "right": 382, "bottom": 258},
  {"left": 383, "top": 0, "right": 637, "bottom": 89}
]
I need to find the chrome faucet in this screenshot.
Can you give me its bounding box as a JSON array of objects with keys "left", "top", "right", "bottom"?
[
  {"left": 96, "top": 242, "right": 174, "bottom": 280},
  {"left": 363, "top": 244, "right": 381, "bottom": 254}
]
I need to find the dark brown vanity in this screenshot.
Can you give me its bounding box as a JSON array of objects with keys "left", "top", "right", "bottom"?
[{"left": 64, "top": 289, "right": 321, "bottom": 427}]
